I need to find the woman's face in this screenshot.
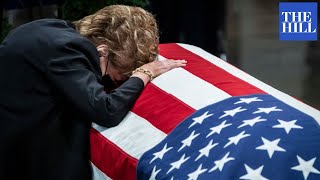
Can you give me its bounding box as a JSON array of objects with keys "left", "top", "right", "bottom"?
[
  {"left": 97, "top": 44, "right": 131, "bottom": 84},
  {"left": 106, "top": 62, "right": 131, "bottom": 83},
  {"left": 100, "top": 59, "right": 131, "bottom": 93}
]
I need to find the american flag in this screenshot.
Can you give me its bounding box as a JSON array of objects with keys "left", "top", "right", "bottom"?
[{"left": 89, "top": 43, "right": 320, "bottom": 180}]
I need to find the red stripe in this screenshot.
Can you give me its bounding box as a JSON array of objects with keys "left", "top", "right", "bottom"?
[
  {"left": 159, "top": 43, "right": 266, "bottom": 96},
  {"left": 90, "top": 128, "right": 137, "bottom": 180},
  {"left": 131, "top": 83, "right": 195, "bottom": 134}
]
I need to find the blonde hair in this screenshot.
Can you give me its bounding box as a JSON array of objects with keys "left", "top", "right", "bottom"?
[{"left": 74, "top": 5, "right": 159, "bottom": 73}]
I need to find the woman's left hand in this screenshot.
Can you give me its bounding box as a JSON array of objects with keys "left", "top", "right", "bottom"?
[
  {"left": 142, "top": 59, "right": 187, "bottom": 78},
  {"left": 131, "top": 59, "right": 187, "bottom": 86}
]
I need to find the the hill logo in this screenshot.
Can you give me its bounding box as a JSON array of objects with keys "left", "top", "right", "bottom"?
[{"left": 279, "top": 2, "right": 317, "bottom": 41}]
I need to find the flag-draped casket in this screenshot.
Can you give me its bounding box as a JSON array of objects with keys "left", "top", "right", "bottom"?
[{"left": 90, "top": 43, "right": 320, "bottom": 180}]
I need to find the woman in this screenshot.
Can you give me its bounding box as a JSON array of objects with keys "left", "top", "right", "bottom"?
[{"left": 0, "top": 5, "right": 186, "bottom": 180}]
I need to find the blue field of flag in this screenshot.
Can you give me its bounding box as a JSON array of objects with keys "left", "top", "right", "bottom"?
[{"left": 137, "top": 94, "right": 320, "bottom": 180}]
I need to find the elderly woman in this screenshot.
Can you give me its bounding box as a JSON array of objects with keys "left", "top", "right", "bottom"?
[{"left": 0, "top": 5, "right": 186, "bottom": 180}]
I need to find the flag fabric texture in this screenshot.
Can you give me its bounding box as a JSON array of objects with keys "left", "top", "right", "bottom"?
[
  {"left": 137, "top": 94, "right": 320, "bottom": 180},
  {"left": 89, "top": 43, "right": 320, "bottom": 180}
]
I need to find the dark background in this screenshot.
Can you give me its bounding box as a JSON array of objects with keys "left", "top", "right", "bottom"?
[{"left": 1, "top": 0, "right": 319, "bottom": 110}]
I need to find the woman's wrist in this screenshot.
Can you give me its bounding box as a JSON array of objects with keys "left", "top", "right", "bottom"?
[
  {"left": 131, "top": 70, "right": 151, "bottom": 86},
  {"left": 132, "top": 68, "right": 154, "bottom": 80}
]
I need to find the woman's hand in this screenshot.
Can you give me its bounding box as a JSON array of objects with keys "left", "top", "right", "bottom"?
[
  {"left": 131, "top": 59, "right": 187, "bottom": 86},
  {"left": 143, "top": 59, "right": 187, "bottom": 77}
]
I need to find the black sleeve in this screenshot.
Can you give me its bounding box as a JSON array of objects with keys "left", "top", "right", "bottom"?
[{"left": 46, "top": 35, "right": 144, "bottom": 127}]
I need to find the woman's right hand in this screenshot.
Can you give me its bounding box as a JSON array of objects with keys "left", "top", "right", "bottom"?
[{"left": 131, "top": 59, "right": 187, "bottom": 86}]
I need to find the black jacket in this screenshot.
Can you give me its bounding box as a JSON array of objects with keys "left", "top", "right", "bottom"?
[{"left": 0, "top": 19, "right": 144, "bottom": 180}]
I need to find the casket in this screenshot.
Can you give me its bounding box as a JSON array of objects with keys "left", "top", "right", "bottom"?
[{"left": 90, "top": 43, "right": 320, "bottom": 180}]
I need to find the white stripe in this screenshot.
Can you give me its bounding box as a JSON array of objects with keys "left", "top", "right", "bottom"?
[
  {"left": 92, "top": 112, "right": 167, "bottom": 159},
  {"left": 91, "top": 162, "right": 112, "bottom": 180},
  {"left": 178, "top": 43, "right": 320, "bottom": 125},
  {"left": 154, "top": 56, "right": 231, "bottom": 110}
]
